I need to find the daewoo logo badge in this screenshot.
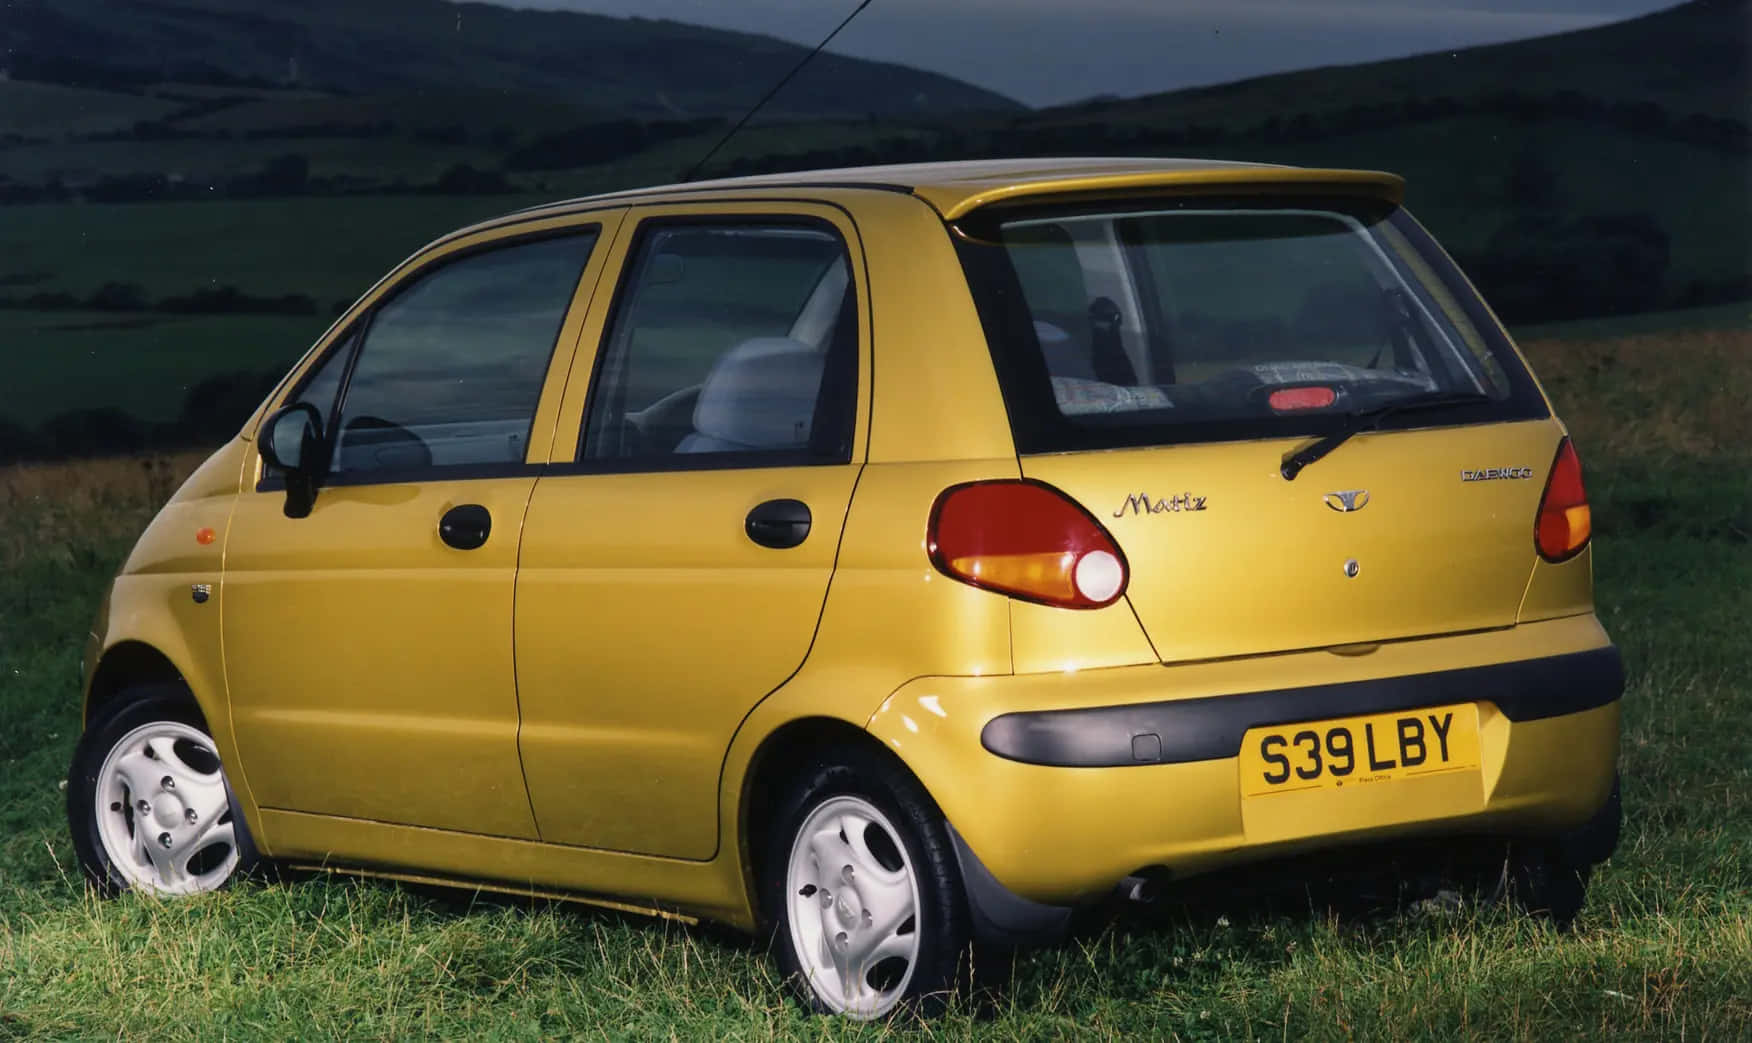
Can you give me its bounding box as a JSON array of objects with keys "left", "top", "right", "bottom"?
[{"left": 1323, "top": 490, "right": 1370, "bottom": 513}]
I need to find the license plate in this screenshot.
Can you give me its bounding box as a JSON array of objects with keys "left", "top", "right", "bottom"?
[{"left": 1239, "top": 704, "right": 1481, "bottom": 797}]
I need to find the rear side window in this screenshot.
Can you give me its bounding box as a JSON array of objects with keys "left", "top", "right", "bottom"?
[
  {"left": 956, "top": 200, "right": 1546, "bottom": 453},
  {"left": 578, "top": 220, "right": 857, "bottom": 468}
]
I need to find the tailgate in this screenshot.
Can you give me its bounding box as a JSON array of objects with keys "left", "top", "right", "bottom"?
[{"left": 1024, "top": 419, "right": 1562, "bottom": 662}]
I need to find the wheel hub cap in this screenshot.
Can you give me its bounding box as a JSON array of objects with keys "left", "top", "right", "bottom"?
[
  {"left": 93, "top": 720, "right": 240, "bottom": 896},
  {"left": 150, "top": 793, "right": 184, "bottom": 829},
  {"left": 784, "top": 794, "right": 921, "bottom": 1019}
]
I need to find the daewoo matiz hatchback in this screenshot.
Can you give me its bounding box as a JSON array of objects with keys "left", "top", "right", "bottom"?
[{"left": 69, "top": 158, "right": 1621, "bottom": 1018}]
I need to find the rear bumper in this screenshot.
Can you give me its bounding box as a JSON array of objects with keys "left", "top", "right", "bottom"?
[
  {"left": 868, "top": 613, "right": 1622, "bottom": 913},
  {"left": 981, "top": 645, "right": 1620, "bottom": 767}
]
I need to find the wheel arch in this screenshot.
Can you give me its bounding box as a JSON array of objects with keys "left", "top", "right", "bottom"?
[
  {"left": 82, "top": 632, "right": 270, "bottom": 857},
  {"left": 733, "top": 715, "right": 927, "bottom": 929},
  {"left": 85, "top": 640, "right": 192, "bottom": 724}
]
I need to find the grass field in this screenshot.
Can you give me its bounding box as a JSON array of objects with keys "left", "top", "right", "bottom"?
[
  {"left": 0, "top": 328, "right": 1748, "bottom": 1038},
  {"left": 0, "top": 311, "right": 323, "bottom": 428}
]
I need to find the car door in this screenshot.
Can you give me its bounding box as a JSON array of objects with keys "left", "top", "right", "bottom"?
[
  {"left": 515, "top": 203, "right": 869, "bottom": 860},
  {"left": 223, "top": 213, "right": 622, "bottom": 840}
]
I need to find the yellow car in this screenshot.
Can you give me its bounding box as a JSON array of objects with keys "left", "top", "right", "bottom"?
[{"left": 68, "top": 158, "right": 1621, "bottom": 1018}]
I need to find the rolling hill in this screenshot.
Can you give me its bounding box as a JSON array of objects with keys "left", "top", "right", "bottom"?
[
  {"left": 1027, "top": 0, "right": 1747, "bottom": 129},
  {"left": 0, "top": 0, "right": 1021, "bottom": 120},
  {"left": 0, "top": 0, "right": 1744, "bottom": 461}
]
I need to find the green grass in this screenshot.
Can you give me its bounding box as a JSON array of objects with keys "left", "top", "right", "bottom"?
[
  {"left": 1211, "top": 114, "right": 1752, "bottom": 293},
  {"left": 0, "top": 311, "right": 323, "bottom": 427},
  {"left": 0, "top": 81, "right": 181, "bottom": 137},
  {"left": 1, "top": 136, "right": 495, "bottom": 188},
  {"left": 1, "top": 382, "right": 1749, "bottom": 1036},
  {"left": 0, "top": 195, "right": 550, "bottom": 303},
  {"left": 1515, "top": 301, "right": 1752, "bottom": 342}
]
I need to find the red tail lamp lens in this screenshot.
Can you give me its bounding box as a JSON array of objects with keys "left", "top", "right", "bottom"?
[
  {"left": 1268, "top": 386, "right": 1337, "bottom": 412},
  {"left": 927, "top": 480, "right": 1128, "bottom": 608},
  {"left": 1535, "top": 438, "right": 1591, "bottom": 562}
]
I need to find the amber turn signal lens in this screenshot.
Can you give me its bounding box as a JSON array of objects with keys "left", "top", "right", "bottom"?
[
  {"left": 1535, "top": 438, "right": 1591, "bottom": 562},
  {"left": 195, "top": 527, "right": 217, "bottom": 546},
  {"left": 928, "top": 480, "right": 1128, "bottom": 609}
]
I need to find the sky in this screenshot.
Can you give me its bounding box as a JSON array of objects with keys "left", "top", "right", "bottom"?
[{"left": 501, "top": 0, "right": 1679, "bottom": 107}]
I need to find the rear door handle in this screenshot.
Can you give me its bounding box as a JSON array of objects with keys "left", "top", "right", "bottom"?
[
  {"left": 745, "top": 499, "right": 811, "bottom": 549},
  {"left": 439, "top": 504, "right": 492, "bottom": 550}
]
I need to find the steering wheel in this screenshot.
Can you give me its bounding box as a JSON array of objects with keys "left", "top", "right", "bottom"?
[{"left": 339, "top": 415, "right": 432, "bottom": 470}]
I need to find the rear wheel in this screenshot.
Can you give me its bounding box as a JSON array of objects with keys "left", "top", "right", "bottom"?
[
  {"left": 1489, "top": 779, "right": 1619, "bottom": 928},
  {"left": 67, "top": 687, "right": 260, "bottom": 896},
  {"left": 1492, "top": 842, "right": 1591, "bottom": 927},
  {"left": 764, "top": 748, "right": 971, "bottom": 1019}
]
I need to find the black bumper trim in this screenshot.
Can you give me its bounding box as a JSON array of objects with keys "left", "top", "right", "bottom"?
[{"left": 981, "top": 645, "right": 1623, "bottom": 768}]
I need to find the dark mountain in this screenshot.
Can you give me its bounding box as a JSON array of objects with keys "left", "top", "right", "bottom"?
[
  {"left": 1027, "top": 0, "right": 1746, "bottom": 128},
  {"left": 0, "top": 0, "right": 1022, "bottom": 119}
]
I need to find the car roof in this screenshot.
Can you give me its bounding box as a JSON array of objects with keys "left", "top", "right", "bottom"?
[{"left": 486, "top": 157, "right": 1405, "bottom": 231}]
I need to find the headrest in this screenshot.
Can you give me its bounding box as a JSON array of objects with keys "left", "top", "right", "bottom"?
[{"left": 689, "top": 337, "right": 825, "bottom": 450}]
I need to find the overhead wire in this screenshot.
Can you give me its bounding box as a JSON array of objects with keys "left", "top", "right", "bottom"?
[{"left": 681, "top": 0, "right": 878, "bottom": 182}]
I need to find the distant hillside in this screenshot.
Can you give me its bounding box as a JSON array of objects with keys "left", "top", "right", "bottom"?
[
  {"left": 0, "top": 0, "right": 1021, "bottom": 119},
  {"left": 706, "top": 0, "right": 1749, "bottom": 323},
  {"left": 1029, "top": 0, "right": 1747, "bottom": 128},
  {"left": 0, "top": 0, "right": 1745, "bottom": 462}
]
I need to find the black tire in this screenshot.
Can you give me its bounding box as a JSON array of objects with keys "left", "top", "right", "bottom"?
[
  {"left": 1490, "top": 841, "right": 1592, "bottom": 928},
  {"left": 67, "top": 684, "right": 263, "bottom": 896},
  {"left": 761, "top": 745, "right": 973, "bottom": 1019}
]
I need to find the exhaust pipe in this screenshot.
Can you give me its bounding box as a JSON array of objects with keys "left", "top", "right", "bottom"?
[{"left": 1117, "top": 874, "right": 1160, "bottom": 904}]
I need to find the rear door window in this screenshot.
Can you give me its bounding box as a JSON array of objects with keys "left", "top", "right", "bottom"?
[{"left": 578, "top": 221, "right": 857, "bottom": 468}]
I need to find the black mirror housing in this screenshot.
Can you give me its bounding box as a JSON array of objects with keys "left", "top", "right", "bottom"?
[{"left": 259, "top": 403, "right": 326, "bottom": 517}]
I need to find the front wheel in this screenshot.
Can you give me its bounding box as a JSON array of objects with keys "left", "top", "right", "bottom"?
[
  {"left": 764, "top": 748, "right": 972, "bottom": 1019},
  {"left": 67, "top": 687, "right": 260, "bottom": 896}
]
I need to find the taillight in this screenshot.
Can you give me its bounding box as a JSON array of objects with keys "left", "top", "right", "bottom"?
[
  {"left": 1535, "top": 438, "right": 1591, "bottom": 562},
  {"left": 927, "top": 480, "right": 1128, "bottom": 608}
]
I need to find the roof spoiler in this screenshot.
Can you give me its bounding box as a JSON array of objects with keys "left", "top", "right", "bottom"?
[{"left": 929, "top": 168, "right": 1406, "bottom": 221}]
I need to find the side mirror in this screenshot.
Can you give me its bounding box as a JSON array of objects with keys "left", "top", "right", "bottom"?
[{"left": 259, "top": 403, "right": 326, "bottom": 518}]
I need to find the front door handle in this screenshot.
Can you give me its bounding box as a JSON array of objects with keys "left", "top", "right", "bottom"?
[
  {"left": 439, "top": 504, "right": 492, "bottom": 550},
  {"left": 746, "top": 499, "right": 811, "bottom": 549}
]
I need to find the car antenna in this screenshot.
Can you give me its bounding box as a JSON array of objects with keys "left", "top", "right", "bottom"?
[{"left": 681, "top": 0, "right": 877, "bottom": 183}]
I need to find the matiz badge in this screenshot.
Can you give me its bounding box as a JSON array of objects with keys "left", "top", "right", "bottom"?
[{"left": 1113, "top": 491, "right": 1207, "bottom": 517}]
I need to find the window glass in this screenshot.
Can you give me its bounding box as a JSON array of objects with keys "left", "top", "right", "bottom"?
[
  {"left": 330, "top": 231, "right": 596, "bottom": 475},
  {"left": 289, "top": 329, "right": 354, "bottom": 425},
  {"left": 581, "top": 222, "right": 856, "bottom": 464},
  {"left": 955, "top": 203, "right": 1545, "bottom": 454}
]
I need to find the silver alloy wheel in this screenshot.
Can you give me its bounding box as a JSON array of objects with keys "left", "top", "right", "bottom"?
[
  {"left": 93, "top": 720, "right": 239, "bottom": 895},
  {"left": 784, "top": 794, "right": 922, "bottom": 1018}
]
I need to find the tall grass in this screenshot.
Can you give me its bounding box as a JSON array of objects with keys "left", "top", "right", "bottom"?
[{"left": 0, "top": 328, "right": 1747, "bottom": 1039}]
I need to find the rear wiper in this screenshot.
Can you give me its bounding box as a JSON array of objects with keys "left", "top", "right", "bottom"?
[{"left": 1279, "top": 390, "right": 1494, "bottom": 481}]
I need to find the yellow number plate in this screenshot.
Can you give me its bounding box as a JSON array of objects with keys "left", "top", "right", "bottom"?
[{"left": 1239, "top": 704, "right": 1481, "bottom": 798}]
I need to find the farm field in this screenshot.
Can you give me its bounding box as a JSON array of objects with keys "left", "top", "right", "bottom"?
[{"left": 0, "top": 324, "right": 1747, "bottom": 1038}]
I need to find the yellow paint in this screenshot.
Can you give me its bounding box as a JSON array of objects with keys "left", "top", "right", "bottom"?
[{"left": 81, "top": 159, "right": 1616, "bottom": 933}]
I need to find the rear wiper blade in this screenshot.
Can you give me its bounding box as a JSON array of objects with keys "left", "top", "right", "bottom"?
[{"left": 1279, "top": 390, "right": 1494, "bottom": 481}]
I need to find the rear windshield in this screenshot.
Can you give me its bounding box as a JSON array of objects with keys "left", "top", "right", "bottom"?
[{"left": 953, "top": 199, "right": 1547, "bottom": 453}]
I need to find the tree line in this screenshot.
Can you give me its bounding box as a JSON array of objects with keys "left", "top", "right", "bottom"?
[{"left": 0, "top": 370, "right": 280, "bottom": 464}]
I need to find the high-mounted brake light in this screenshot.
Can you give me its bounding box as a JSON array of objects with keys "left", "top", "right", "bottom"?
[
  {"left": 1535, "top": 438, "right": 1591, "bottom": 562},
  {"left": 927, "top": 480, "right": 1128, "bottom": 608},
  {"left": 1268, "top": 386, "right": 1337, "bottom": 412}
]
